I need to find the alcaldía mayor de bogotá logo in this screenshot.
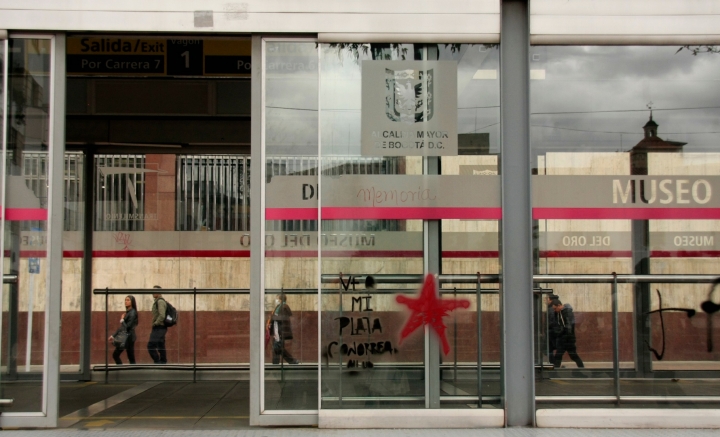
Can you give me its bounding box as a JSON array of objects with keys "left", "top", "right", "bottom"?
[{"left": 385, "top": 68, "right": 434, "bottom": 124}]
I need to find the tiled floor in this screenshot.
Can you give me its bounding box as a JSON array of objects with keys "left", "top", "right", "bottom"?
[
  {"left": 2, "top": 376, "right": 720, "bottom": 431},
  {"left": 67, "top": 381, "right": 252, "bottom": 429}
]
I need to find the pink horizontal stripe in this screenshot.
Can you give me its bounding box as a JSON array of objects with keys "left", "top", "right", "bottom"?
[
  {"left": 266, "top": 208, "right": 317, "bottom": 220},
  {"left": 533, "top": 207, "right": 720, "bottom": 220},
  {"left": 652, "top": 250, "right": 720, "bottom": 258},
  {"left": 92, "top": 250, "right": 250, "bottom": 258},
  {"left": 53, "top": 249, "right": 720, "bottom": 259},
  {"left": 442, "top": 251, "right": 499, "bottom": 258},
  {"left": 5, "top": 208, "right": 47, "bottom": 221},
  {"left": 323, "top": 207, "right": 502, "bottom": 220},
  {"left": 64, "top": 251, "right": 85, "bottom": 258},
  {"left": 267, "top": 207, "right": 502, "bottom": 220},
  {"left": 267, "top": 250, "right": 424, "bottom": 258},
  {"left": 20, "top": 250, "right": 47, "bottom": 258}
]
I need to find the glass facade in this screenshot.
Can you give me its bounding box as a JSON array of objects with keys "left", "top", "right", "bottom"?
[
  {"left": 531, "top": 46, "right": 720, "bottom": 406},
  {"left": 3, "top": 5, "right": 720, "bottom": 429}
]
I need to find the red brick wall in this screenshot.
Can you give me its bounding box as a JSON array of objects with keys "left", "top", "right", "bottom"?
[
  {"left": 1, "top": 311, "right": 715, "bottom": 366},
  {"left": 144, "top": 154, "right": 176, "bottom": 231}
]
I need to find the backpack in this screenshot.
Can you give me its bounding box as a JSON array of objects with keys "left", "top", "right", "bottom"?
[{"left": 162, "top": 299, "right": 178, "bottom": 327}]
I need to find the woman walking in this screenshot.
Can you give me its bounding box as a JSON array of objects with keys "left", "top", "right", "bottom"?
[{"left": 108, "top": 295, "right": 138, "bottom": 364}]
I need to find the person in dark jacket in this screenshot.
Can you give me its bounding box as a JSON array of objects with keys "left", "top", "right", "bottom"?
[
  {"left": 546, "top": 294, "right": 560, "bottom": 357},
  {"left": 108, "top": 295, "right": 138, "bottom": 365},
  {"left": 267, "top": 293, "right": 299, "bottom": 365},
  {"left": 147, "top": 286, "right": 168, "bottom": 364},
  {"left": 551, "top": 299, "right": 584, "bottom": 368}
]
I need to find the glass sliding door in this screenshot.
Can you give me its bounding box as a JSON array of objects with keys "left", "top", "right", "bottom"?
[
  {"left": 0, "top": 34, "right": 63, "bottom": 427},
  {"left": 258, "top": 38, "right": 503, "bottom": 425},
  {"left": 262, "top": 39, "right": 319, "bottom": 412},
  {"left": 318, "top": 43, "right": 502, "bottom": 411}
]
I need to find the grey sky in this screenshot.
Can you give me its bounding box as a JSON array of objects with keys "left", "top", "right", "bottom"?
[
  {"left": 531, "top": 46, "right": 720, "bottom": 153},
  {"left": 264, "top": 44, "right": 720, "bottom": 157}
]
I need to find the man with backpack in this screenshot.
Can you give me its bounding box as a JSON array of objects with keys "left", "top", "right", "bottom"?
[
  {"left": 550, "top": 298, "right": 584, "bottom": 369},
  {"left": 148, "top": 285, "right": 168, "bottom": 364}
]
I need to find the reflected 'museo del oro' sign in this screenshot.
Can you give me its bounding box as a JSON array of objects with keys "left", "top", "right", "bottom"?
[
  {"left": 23, "top": 230, "right": 720, "bottom": 258},
  {"left": 265, "top": 175, "right": 500, "bottom": 220},
  {"left": 361, "top": 61, "right": 458, "bottom": 157},
  {"left": 533, "top": 176, "right": 720, "bottom": 219}
]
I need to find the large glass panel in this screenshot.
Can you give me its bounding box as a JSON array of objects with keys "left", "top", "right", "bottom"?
[
  {"left": 439, "top": 43, "right": 501, "bottom": 408},
  {"left": 61, "top": 36, "right": 253, "bottom": 396},
  {"left": 1, "top": 38, "right": 52, "bottom": 412},
  {"left": 532, "top": 45, "right": 720, "bottom": 407},
  {"left": 90, "top": 153, "right": 252, "bottom": 367},
  {"left": 319, "top": 43, "right": 501, "bottom": 410},
  {"left": 263, "top": 40, "right": 319, "bottom": 411}
]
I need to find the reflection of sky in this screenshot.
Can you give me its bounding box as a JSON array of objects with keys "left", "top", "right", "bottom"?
[
  {"left": 265, "top": 42, "right": 319, "bottom": 155},
  {"left": 264, "top": 43, "right": 501, "bottom": 156},
  {"left": 531, "top": 46, "right": 720, "bottom": 154},
  {"left": 8, "top": 40, "right": 51, "bottom": 151}
]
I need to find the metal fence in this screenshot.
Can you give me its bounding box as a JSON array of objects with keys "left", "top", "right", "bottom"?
[
  {"left": 177, "top": 155, "right": 250, "bottom": 231},
  {"left": 94, "top": 154, "right": 146, "bottom": 231},
  {"left": 22, "top": 153, "right": 402, "bottom": 232}
]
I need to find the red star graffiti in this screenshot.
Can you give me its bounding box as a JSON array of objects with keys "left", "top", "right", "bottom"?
[{"left": 396, "top": 274, "right": 470, "bottom": 355}]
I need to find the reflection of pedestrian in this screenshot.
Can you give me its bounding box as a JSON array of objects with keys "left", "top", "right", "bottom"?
[
  {"left": 147, "top": 286, "right": 168, "bottom": 364},
  {"left": 546, "top": 294, "right": 559, "bottom": 357},
  {"left": 267, "top": 293, "right": 299, "bottom": 365},
  {"left": 108, "top": 295, "right": 138, "bottom": 364},
  {"left": 551, "top": 299, "right": 584, "bottom": 368}
]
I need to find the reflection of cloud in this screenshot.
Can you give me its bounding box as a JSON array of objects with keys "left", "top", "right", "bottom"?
[
  {"left": 531, "top": 46, "right": 720, "bottom": 153},
  {"left": 264, "top": 44, "right": 503, "bottom": 155}
]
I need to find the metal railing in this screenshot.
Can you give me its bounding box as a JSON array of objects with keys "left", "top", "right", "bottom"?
[
  {"left": 533, "top": 273, "right": 720, "bottom": 404},
  {"left": 93, "top": 280, "right": 507, "bottom": 407},
  {"left": 94, "top": 287, "right": 253, "bottom": 383},
  {"left": 94, "top": 273, "right": 720, "bottom": 405}
]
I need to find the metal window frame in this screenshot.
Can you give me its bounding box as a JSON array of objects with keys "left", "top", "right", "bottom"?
[
  {"left": 500, "top": 0, "right": 535, "bottom": 427},
  {"left": 0, "top": 35, "right": 7, "bottom": 392},
  {"left": 0, "top": 32, "right": 64, "bottom": 429},
  {"left": 252, "top": 36, "right": 512, "bottom": 428}
]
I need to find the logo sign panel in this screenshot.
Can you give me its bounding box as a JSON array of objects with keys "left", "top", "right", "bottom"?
[{"left": 361, "top": 61, "right": 458, "bottom": 156}]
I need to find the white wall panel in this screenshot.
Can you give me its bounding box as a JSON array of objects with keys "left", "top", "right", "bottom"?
[
  {"left": 1, "top": 0, "right": 499, "bottom": 14},
  {"left": 531, "top": 0, "right": 720, "bottom": 44},
  {"left": 0, "top": 0, "right": 499, "bottom": 36},
  {"left": 532, "top": 0, "right": 720, "bottom": 16}
]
